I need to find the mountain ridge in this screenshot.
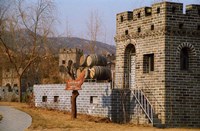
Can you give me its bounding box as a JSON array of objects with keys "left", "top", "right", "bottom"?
[
  {"left": 1, "top": 29, "right": 116, "bottom": 55},
  {"left": 48, "top": 37, "right": 116, "bottom": 54}
]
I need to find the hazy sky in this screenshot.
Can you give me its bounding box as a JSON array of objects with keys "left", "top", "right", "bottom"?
[{"left": 55, "top": 0, "right": 200, "bottom": 45}]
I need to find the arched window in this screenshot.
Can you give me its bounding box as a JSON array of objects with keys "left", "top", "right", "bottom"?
[{"left": 180, "top": 47, "right": 189, "bottom": 70}]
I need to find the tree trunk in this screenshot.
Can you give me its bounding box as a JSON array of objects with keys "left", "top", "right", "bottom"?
[
  {"left": 120, "top": 89, "right": 127, "bottom": 123},
  {"left": 122, "top": 98, "right": 126, "bottom": 123},
  {"left": 17, "top": 76, "right": 22, "bottom": 102},
  {"left": 71, "top": 90, "right": 79, "bottom": 119}
]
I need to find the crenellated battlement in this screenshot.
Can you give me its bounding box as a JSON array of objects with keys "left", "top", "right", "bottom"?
[
  {"left": 186, "top": 4, "right": 200, "bottom": 16},
  {"left": 116, "top": 2, "right": 200, "bottom": 39},
  {"left": 117, "top": 2, "right": 200, "bottom": 22},
  {"left": 117, "top": 11, "right": 133, "bottom": 22},
  {"left": 59, "top": 48, "right": 83, "bottom": 67},
  {"left": 59, "top": 48, "right": 83, "bottom": 54}
]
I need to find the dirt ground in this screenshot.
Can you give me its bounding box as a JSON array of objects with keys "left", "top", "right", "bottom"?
[{"left": 0, "top": 102, "right": 199, "bottom": 131}]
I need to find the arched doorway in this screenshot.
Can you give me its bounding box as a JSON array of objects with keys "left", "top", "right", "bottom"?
[
  {"left": 124, "top": 44, "right": 136, "bottom": 89},
  {"left": 6, "top": 83, "right": 12, "bottom": 92}
]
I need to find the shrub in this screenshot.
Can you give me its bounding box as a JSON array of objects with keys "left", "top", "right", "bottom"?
[{"left": 0, "top": 114, "right": 3, "bottom": 121}]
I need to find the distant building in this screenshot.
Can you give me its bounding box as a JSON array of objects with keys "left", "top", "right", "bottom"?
[
  {"left": 0, "top": 67, "right": 2, "bottom": 87},
  {"left": 0, "top": 63, "right": 37, "bottom": 90},
  {"left": 0, "top": 62, "right": 39, "bottom": 101},
  {"left": 105, "top": 53, "right": 116, "bottom": 71},
  {"left": 105, "top": 53, "right": 116, "bottom": 83},
  {"left": 58, "top": 48, "right": 83, "bottom": 81},
  {"left": 0, "top": 51, "right": 6, "bottom": 87},
  {"left": 1, "top": 65, "right": 19, "bottom": 87},
  {"left": 59, "top": 48, "right": 83, "bottom": 67}
]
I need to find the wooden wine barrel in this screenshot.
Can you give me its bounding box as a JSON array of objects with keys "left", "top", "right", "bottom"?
[
  {"left": 80, "top": 55, "right": 88, "bottom": 66},
  {"left": 86, "top": 54, "right": 107, "bottom": 67},
  {"left": 76, "top": 67, "right": 90, "bottom": 79},
  {"left": 76, "top": 67, "right": 83, "bottom": 78},
  {"left": 89, "top": 66, "right": 111, "bottom": 80},
  {"left": 83, "top": 67, "right": 90, "bottom": 79}
]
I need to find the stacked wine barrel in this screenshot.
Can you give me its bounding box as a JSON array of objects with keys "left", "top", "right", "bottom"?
[{"left": 78, "top": 54, "right": 111, "bottom": 81}]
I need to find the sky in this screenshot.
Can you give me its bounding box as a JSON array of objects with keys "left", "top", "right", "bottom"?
[{"left": 54, "top": 0, "right": 200, "bottom": 45}]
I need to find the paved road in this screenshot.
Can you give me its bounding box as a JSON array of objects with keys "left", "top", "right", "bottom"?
[{"left": 0, "top": 106, "right": 32, "bottom": 131}]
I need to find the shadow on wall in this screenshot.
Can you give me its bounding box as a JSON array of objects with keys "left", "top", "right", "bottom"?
[{"left": 102, "top": 88, "right": 133, "bottom": 123}]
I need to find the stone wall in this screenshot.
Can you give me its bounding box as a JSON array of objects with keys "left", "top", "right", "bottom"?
[
  {"left": 0, "top": 67, "right": 2, "bottom": 86},
  {"left": 115, "top": 1, "right": 200, "bottom": 128},
  {"left": 33, "top": 82, "right": 148, "bottom": 124},
  {"left": 0, "top": 86, "right": 19, "bottom": 101},
  {"left": 1, "top": 67, "right": 19, "bottom": 87},
  {"left": 164, "top": 3, "right": 200, "bottom": 127},
  {"left": 59, "top": 48, "right": 83, "bottom": 67},
  {"left": 115, "top": 1, "right": 167, "bottom": 126}
]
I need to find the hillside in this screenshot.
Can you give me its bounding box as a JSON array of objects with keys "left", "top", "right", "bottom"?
[
  {"left": 48, "top": 37, "right": 116, "bottom": 54},
  {"left": 1, "top": 29, "right": 116, "bottom": 55}
]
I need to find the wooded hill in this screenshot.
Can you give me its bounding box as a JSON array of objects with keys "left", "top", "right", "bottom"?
[
  {"left": 2, "top": 29, "right": 116, "bottom": 55},
  {"left": 48, "top": 37, "right": 116, "bottom": 55}
]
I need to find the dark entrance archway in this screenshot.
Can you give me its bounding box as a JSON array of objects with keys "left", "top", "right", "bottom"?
[
  {"left": 5, "top": 83, "right": 12, "bottom": 92},
  {"left": 124, "top": 44, "right": 136, "bottom": 89}
]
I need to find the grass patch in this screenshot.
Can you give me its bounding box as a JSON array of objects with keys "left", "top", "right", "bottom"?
[
  {"left": 0, "top": 102, "right": 200, "bottom": 131},
  {"left": 0, "top": 102, "right": 111, "bottom": 130},
  {"left": 0, "top": 102, "right": 73, "bottom": 130}
]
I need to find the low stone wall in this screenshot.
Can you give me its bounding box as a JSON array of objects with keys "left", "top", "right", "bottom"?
[
  {"left": 34, "top": 83, "right": 112, "bottom": 117},
  {"left": 33, "top": 82, "right": 148, "bottom": 124},
  {"left": 0, "top": 87, "right": 19, "bottom": 102}
]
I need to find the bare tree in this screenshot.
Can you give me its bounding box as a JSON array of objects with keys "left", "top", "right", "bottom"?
[
  {"left": 66, "top": 60, "right": 78, "bottom": 119},
  {"left": 86, "top": 10, "right": 102, "bottom": 54},
  {"left": 65, "top": 18, "right": 73, "bottom": 38},
  {"left": 44, "top": 56, "right": 62, "bottom": 84},
  {"left": 119, "top": 88, "right": 131, "bottom": 123},
  {"left": 0, "top": 0, "right": 56, "bottom": 102}
]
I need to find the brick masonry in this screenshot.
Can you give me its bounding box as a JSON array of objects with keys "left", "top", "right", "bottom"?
[
  {"left": 34, "top": 82, "right": 149, "bottom": 124},
  {"left": 59, "top": 48, "right": 83, "bottom": 67},
  {"left": 115, "top": 1, "right": 200, "bottom": 128}
]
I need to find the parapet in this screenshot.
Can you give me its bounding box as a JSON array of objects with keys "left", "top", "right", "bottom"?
[
  {"left": 186, "top": 4, "right": 200, "bottom": 16},
  {"left": 59, "top": 48, "right": 83, "bottom": 54},
  {"left": 117, "top": 11, "right": 133, "bottom": 23},
  {"left": 117, "top": 2, "right": 200, "bottom": 24}
]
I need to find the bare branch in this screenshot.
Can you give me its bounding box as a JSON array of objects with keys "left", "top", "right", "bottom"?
[
  {"left": 0, "top": 0, "right": 56, "bottom": 102},
  {"left": 86, "top": 10, "right": 102, "bottom": 54},
  {"left": 0, "top": 37, "right": 20, "bottom": 76}
]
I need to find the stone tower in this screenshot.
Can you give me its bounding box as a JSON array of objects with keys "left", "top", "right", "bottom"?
[
  {"left": 59, "top": 48, "right": 83, "bottom": 67},
  {"left": 58, "top": 48, "right": 83, "bottom": 80},
  {"left": 115, "top": 1, "right": 200, "bottom": 127}
]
